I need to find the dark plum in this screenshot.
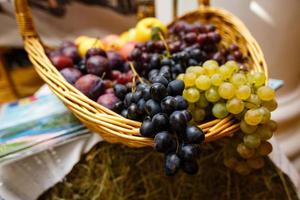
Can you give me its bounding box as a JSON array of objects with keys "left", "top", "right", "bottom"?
[
  {"left": 74, "top": 74, "right": 105, "bottom": 100},
  {"left": 97, "top": 93, "right": 119, "bottom": 110},
  {"left": 86, "top": 48, "right": 107, "bottom": 58},
  {"left": 60, "top": 68, "right": 82, "bottom": 84},
  {"left": 50, "top": 55, "right": 73, "bottom": 70},
  {"left": 107, "top": 51, "right": 124, "bottom": 70},
  {"left": 86, "top": 55, "right": 110, "bottom": 77},
  {"left": 61, "top": 46, "right": 80, "bottom": 63}
]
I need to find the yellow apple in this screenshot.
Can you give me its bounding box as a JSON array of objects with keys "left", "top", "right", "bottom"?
[{"left": 135, "top": 17, "right": 167, "bottom": 42}]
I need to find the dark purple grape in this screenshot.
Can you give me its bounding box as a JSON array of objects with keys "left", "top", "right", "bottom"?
[
  {"left": 183, "top": 125, "right": 205, "bottom": 144},
  {"left": 127, "top": 103, "right": 139, "bottom": 120},
  {"left": 182, "top": 159, "right": 199, "bottom": 175},
  {"left": 114, "top": 84, "right": 128, "bottom": 100},
  {"left": 169, "top": 111, "right": 187, "bottom": 132},
  {"left": 150, "top": 83, "right": 168, "bottom": 101},
  {"left": 130, "top": 48, "right": 142, "bottom": 60},
  {"left": 179, "top": 144, "right": 199, "bottom": 161},
  {"left": 151, "top": 75, "right": 169, "bottom": 87},
  {"left": 174, "top": 96, "right": 188, "bottom": 110},
  {"left": 184, "top": 32, "right": 197, "bottom": 44},
  {"left": 154, "top": 131, "right": 177, "bottom": 153},
  {"left": 140, "top": 118, "right": 156, "bottom": 137},
  {"left": 152, "top": 113, "right": 169, "bottom": 132},
  {"left": 167, "top": 80, "right": 184, "bottom": 96},
  {"left": 145, "top": 99, "right": 162, "bottom": 117},
  {"left": 165, "top": 153, "right": 181, "bottom": 176},
  {"left": 161, "top": 96, "right": 177, "bottom": 114}
]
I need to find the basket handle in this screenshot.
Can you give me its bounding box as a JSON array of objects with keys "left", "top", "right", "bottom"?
[
  {"left": 198, "top": 0, "right": 210, "bottom": 6},
  {"left": 15, "top": 0, "right": 38, "bottom": 39}
]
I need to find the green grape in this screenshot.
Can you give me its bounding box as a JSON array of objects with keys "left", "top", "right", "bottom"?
[
  {"left": 205, "top": 87, "right": 220, "bottom": 102},
  {"left": 186, "top": 66, "right": 206, "bottom": 76},
  {"left": 188, "top": 103, "right": 196, "bottom": 111},
  {"left": 265, "top": 120, "right": 278, "bottom": 132},
  {"left": 226, "top": 98, "right": 245, "bottom": 114},
  {"left": 243, "top": 134, "right": 261, "bottom": 148},
  {"left": 212, "top": 102, "right": 229, "bottom": 119},
  {"left": 218, "top": 82, "right": 235, "bottom": 99},
  {"left": 184, "top": 87, "right": 200, "bottom": 103},
  {"left": 244, "top": 109, "right": 263, "bottom": 126},
  {"left": 236, "top": 85, "right": 251, "bottom": 100},
  {"left": 240, "top": 120, "right": 257, "bottom": 134},
  {"left": 256, "top": 125, "right": 273, "bottom": 140},
  {"left": 211, "top": 73, "right": 223, "bottom": 86},
  {"left": 219, "top": 65, "right": 232, "bottom": 80},
  {"left": 230, "top": 73, "right": 247, "bottom": 86},
  {"left": 251, "top": 71, "right": 266, "bottom": 87},
  {"left": 257, "top": 86, "right": 275, "bottom": 101},
  {"left": 195, "top": 75, "right": 211, "bottom": 90},
  {"left": 262, "top": 99, "right": 278, "bottom": 112},
  {"left": 183, "top": 73, "right": 196, "bottom": 87},
  {"left": 246, "top": 157, "right": 265, "bottom": 170},
  {"left": 237, "top": 143, "right": 255, "bottom": 159},
  {"left": 203, "top": 60, "right": 219, "bottom": 77},
  {"left": 177, "top": 73, "right": 184, "bottom": 81},
  {"left": 245, "top": 94, "right": 261, "bottom": 109},
  {"left": 223, "top": 157, "right": 238, "bottom": 169},
  {"left": 196, "top": 93, "right": 209, "bottom": 108},
  {"left": 258, "top": 141, "right": 273, "bottom": 156},
  {"left": 193, "top": 109, "right": 206, "bottom": 122},
  {"left": 235, "top": 161, "right": 251, "bottom": 175},
  {"left": 225, "top": 60, "right": 239, "bottom": 73},
  {"left": 259, "top": 107, "right": 271, "bottom": 124}
]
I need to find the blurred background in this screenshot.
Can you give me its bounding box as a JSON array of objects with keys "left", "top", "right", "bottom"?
[{"left": 0, "top": 0, "right": 300, "bottom": 169}]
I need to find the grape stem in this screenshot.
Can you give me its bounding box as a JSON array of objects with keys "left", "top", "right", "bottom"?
[{"left": 158, "top": 32, "right": 171, "bottom": 58}]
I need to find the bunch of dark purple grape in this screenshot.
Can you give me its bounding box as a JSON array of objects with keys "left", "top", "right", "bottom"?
[
  {"left": 113, "top": 71, "right": 205, "bottom": 176},
  {"left": 129, "top": 21, "right": 245, "bottom": 80}
]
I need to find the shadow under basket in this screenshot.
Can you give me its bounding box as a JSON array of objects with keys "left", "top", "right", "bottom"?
[{"left": 14, "top": 0, "right": 268, "bottom": 147}]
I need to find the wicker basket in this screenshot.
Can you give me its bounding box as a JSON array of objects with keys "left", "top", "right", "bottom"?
[{"left": 14, "top": 0, "right": 267, "bottom": 148}]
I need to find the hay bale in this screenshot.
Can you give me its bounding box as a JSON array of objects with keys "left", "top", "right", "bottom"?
[{"left": 39, "top": 142, "right": 298, "bottom": 200}]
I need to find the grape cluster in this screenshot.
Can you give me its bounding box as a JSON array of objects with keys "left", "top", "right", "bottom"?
[
  {"left": 179, "top": 59, "right": 277, "bottom": 175},
  {"left": 114, "top": 75, "right": 205, "bottom": 175},
  {"left": 129, "top": 21, "right": 245, "bottom": 80}
]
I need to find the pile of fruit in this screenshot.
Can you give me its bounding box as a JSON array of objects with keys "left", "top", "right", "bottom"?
[{"left": 48, "top": 17, "right": 277, "bottom": 176}]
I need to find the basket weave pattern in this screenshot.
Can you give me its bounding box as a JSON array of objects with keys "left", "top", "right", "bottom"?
[{"left": 14, "top": 0, "right": 267, "bottom": 148}]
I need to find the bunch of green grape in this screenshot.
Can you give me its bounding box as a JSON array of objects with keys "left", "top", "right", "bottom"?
[{"left": 178, "top": 60, "right": 277, "bottom": 175}]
